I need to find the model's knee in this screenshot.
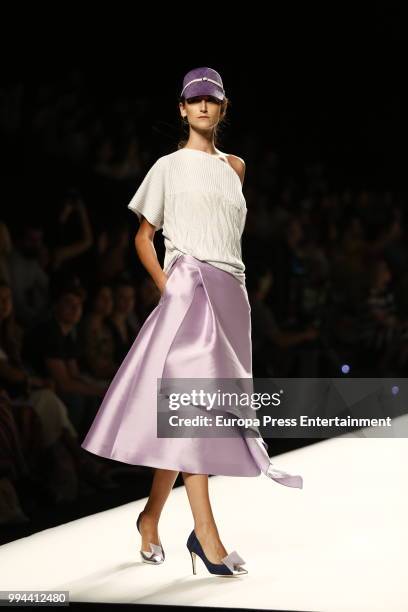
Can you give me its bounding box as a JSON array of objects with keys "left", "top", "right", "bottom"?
[{"left": 181, "top": 471, "right": 208, "bottom": 480}]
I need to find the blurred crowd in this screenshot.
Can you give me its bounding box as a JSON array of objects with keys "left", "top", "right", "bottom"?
[{"left": 1, "top": 69, "right": 408, "bottom": 526}]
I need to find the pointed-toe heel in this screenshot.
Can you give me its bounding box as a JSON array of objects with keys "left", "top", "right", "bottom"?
[
  {"left": 136, "top": 511, "right": 165, "bottom": 564},
  {"left": 186, "top": 529, "right": 247, "bottom": 577}
]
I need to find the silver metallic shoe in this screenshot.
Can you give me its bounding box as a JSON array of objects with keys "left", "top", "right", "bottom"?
[{"left": 136, "top": 511, "right": 165, "bottom": 564}]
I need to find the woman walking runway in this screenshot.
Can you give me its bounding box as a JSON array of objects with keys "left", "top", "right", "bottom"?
[{"left": 81, "top": 66, "right": 303, "bottom": 576}]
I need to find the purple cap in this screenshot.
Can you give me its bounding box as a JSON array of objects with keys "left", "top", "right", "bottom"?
[{"left": 180, "top": 67, "right": 225, "bottom": 101}]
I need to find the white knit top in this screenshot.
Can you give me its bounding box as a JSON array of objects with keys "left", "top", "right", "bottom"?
[{"left": 127, "top": 147, "right": 247, "bottom": 284}]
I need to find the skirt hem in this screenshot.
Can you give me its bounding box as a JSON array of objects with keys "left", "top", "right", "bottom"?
[{"left": 81, "top": 443, "right": 262, "bottom": 478}]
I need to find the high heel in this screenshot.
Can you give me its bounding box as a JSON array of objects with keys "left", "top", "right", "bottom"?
[
  {"left": 186, "top": 530, "right": 248, "bottom": 576},
  {"left": 190, "top": 550, "right": 197, "bottom": 574},
  {"left": 136, "top": 511, "right": 165, "bottom": 564}
]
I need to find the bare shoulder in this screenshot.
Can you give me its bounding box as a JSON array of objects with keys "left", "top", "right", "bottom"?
[{"left": 225, "top": 154, "right": 246, "bottom": 186}]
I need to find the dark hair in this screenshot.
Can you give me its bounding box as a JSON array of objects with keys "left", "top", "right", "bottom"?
[
  {"left": 177, "top": 95, "right": 230, "bottom": 150},
  {"left": 51, "top": 284, "right": 84, "bottom": 304}
]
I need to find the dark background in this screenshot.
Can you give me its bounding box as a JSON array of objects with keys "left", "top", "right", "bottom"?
[
  {"left": 1, "top": 4, "right": 407, "bottom": 544},
  {"left": 2, "top": 4, "right": 408, "bottom": 198}
]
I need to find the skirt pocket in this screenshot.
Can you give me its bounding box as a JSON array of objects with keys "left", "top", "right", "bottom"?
[{"left": 159, "top": 254, "right": 183, "bottom": 304}]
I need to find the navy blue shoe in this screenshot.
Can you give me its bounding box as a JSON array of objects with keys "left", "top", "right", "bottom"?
[
  {"left": 187, "top": 529, "right": 247, "bottom": 576},
  {"left": 136, "top": 511, "right": 165, "bottom": 564}
]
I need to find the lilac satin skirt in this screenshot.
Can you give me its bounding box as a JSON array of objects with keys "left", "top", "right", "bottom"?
[{"left": 81, "top": 253, "right": 303, "bottom": 489}]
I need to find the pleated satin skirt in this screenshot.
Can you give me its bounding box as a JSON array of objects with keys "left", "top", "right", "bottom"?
[{"left": 81, "top": 253, "right": 303, "bottom": 489}]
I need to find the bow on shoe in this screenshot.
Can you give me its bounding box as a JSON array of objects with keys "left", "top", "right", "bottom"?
[{"left": 221, "top": 550, "right": 246, "bottom": 573}]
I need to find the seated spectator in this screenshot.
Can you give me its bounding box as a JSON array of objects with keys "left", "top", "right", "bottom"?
[
  {"left": 0, "top": 281, "right": 79, "bottom": 442},
  {"left": 106, "top": 279, "right": 141, "bottom": 363},
  {"left": 269, "top": 214, "right": 308, "bottom": 326},
  {"left": 331, "top": 215, "right": 368, "bottom": 308},
  {"left": 0, "top": 386, "right": 35, "bottom": 525},
  {"left": 247, "top": 264, "right": 319, "bottom": 376},
  {"left": 95, "top": 224, "right": 130, "bottom": 284},
  {"left": 0, "top": 281, "right": 117, "bottom": 501},
  {"left": 7, "top": 223, "right": 50, "bottom": 328},
  {"left": 358, "top": 258, "right": 406, "bottom": 374},
  {"left": 45, "top": 189, "right": 94, "bottom": 281},
  {"left": 77, "top": 284, "right": 118, "bottom": 381},
  {"left": 22, "top": 285, "right": 108, "bottom": 439}
]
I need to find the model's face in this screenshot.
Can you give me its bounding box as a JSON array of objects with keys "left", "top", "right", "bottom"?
[{"left": 180, "top": 95, "right": 224, "bottom": 128}]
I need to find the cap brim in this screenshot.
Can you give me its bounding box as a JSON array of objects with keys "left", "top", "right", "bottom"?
[{"left": 182, "top": 81, "right": 224, "bottom": 101}]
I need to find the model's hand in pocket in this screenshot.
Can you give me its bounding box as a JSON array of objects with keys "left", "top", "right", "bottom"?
[{"left": 158, "top": 273, "right": 169, "bottom": 296}]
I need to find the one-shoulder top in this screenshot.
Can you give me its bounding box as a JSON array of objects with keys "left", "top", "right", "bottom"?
[{"left": 127, "top": 147, "right": 247, "bottom": 285}]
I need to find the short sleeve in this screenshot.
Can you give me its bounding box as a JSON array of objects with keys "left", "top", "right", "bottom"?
[{"left": 127, "top": 157, "right": 166, "bottom": 230}]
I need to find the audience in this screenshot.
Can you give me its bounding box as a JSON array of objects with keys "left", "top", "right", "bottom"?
[
  {"left": 22, "top": 286, "right": 107, "bottom": 438},
  {"left": 358, "top": 258, "right": 408, "bottom": 374},
  {"left": 0, "top": 386, "right": 40, "bottom": 524},
  {"left": 247, "top": 265, "right": 320, "bottom": 376},
  {"left": 0, "top": 281, "right": 118, "bottom": 508},
  {"left": 7, "top": 224, "right": 49, "bottom": 328}
]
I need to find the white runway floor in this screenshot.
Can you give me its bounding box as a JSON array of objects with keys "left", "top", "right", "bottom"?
[{"left": 1, "top": 422, "right": 407, "bottom": 611}]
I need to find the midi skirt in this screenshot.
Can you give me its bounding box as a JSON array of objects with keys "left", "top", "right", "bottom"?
[{"left": 81, "top": 253, "right": 303, "bottom": 489}]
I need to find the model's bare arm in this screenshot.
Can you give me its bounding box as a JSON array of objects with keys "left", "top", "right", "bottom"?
[
  {"left": 227, "top": 155, "right": 246, "bottom": 187},
  {"left": 134, "top": 217, "right": 168, "bottom": 294}
]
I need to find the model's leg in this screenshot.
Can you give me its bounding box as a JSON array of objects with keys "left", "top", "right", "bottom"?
[
  {"left": 139, "top": 468, "right": 179, "bottom": 550},
  {"left": 182, "top": 472, "right": 228, "bottom": 564}
]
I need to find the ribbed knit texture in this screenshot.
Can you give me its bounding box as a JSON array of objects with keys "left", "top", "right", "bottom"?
[{"left": 127, "top": 148, "right": 247, "bottom": 284}]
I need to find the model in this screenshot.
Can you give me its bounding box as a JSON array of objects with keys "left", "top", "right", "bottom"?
[{"left": 81, "top": 66, "right": 303, "bottom": 577}]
